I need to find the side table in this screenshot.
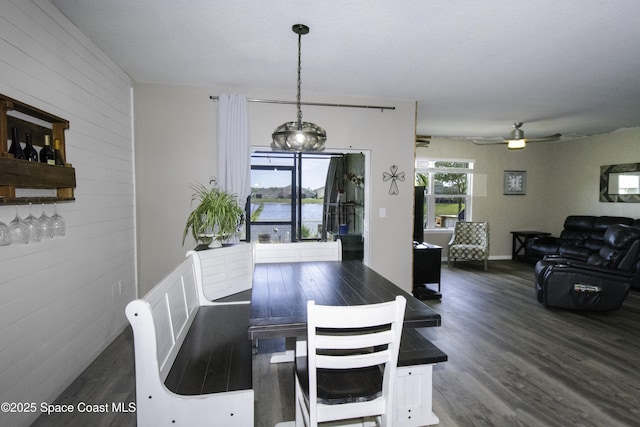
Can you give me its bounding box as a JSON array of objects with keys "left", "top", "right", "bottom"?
[
  {"left": 413, "top": 242, "right": 442, "bottom": 300},
  {"left": 511, "top": 231, "right": 551, "bottom": 261}
]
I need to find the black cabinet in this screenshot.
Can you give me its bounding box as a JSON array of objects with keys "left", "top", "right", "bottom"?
[{"left": 413, "top": 242, "right": 442, "bottom": 300}]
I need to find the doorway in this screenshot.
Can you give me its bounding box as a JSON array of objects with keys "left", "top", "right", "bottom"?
[{"left": 248, "top": 151, "right": 366, "bottom": 261}]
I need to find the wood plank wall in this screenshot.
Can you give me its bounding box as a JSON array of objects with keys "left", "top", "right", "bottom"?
[{"left": 0, "top": 2, "right": 135, "bottom": 426}]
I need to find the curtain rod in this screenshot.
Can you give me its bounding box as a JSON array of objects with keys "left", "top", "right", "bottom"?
[{"left": 209, "top": 95, "right": 395, "bottom": 111}]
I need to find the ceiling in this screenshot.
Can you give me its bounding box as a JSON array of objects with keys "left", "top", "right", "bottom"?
[{"left": 50, "top": 0, "right": 640, "bottom": 141}]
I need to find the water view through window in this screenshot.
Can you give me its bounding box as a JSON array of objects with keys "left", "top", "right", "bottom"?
[
  {"left": 248, "top": 152, "right": 365, "bottom": 248},
  {"left": 249, "top": 153, "right": 331, "bottom": 242}
]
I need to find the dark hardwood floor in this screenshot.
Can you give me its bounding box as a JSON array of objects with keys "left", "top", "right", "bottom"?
[
  {"left": 426, "top": 261, "right": 640, "bottom": 427},
  {"left": 31, "top": 261, "right": 640, "bottom": 426},
  {"left": 30, "top": 325, "right": 137, "bottom": 427}
]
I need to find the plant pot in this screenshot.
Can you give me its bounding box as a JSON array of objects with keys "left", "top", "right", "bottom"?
[{"left": 208, "top": 240, "right": 222, "bottom": 248}]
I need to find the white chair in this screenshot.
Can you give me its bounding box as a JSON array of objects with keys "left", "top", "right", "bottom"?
[
  {"left": 448, "top": 221, "right": 490, "bottom": 271},
  {"left": 294, "top": 296, "right": 406, "bottom": 427}
]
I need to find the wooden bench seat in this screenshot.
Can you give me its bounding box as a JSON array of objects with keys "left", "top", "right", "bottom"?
[
  {"left": 165, "top": 304, "right": 253, "bottom": 395},
  {"left": 399, "top": 327, "right": 448, "bottom": 366},
  {"left": 126, "top": 244, "right": 255, "bottom": 427}
]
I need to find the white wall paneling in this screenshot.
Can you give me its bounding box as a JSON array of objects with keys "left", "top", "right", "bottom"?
[{"left": 0, "top": 2, "right": 135, "bottom": 426}]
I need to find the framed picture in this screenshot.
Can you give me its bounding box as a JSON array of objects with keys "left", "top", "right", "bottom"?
[{"left": 504, "top": 170, "right": 526, "bottom": 195}]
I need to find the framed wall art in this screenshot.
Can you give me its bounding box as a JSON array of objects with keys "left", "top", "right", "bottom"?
[{"left": 504, "top": 170, "right": 526, "bottom": 195}]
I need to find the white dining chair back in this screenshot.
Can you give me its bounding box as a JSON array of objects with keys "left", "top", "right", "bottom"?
[{"left": 295, "top": 295, "right": 406, "bottom": 427}]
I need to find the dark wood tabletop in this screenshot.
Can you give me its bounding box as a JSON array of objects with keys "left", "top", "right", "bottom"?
[{"left": 248, "top": 260, "right": 441, "bottom": 340}]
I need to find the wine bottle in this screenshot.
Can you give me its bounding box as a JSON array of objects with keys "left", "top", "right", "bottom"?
[
  {"left": 24, "top": 133, "right": 38, "bottom": 162},
  {"left": 8, "top": 127, "right": 25, "bottom": 160},
  {"left": 40, "top": 135, "right": 55, "bottom": 165},
  {"left": 53, "top": 139, "right": 65, "bottom": 166}
]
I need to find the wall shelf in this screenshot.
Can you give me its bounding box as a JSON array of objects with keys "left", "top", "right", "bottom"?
[{"left": 0, "top": 93, "right": 75, "bottom": 205}]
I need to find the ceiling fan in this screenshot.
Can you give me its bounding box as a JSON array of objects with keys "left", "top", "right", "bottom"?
[{"left": 473, "top": 122, "right": 561, "bottom": 149}]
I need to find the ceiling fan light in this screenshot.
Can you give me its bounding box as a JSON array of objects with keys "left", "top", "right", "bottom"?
[{"left": 507, "top": 139, "right": 526, "bottom": 149}]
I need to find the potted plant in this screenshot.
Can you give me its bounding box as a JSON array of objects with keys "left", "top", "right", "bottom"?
[{"left": 182, "top": 183, "right": 244, "bottom": 248}]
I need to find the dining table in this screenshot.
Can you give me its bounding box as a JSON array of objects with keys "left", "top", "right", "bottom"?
[
  {"left": 248, "top": 259, "right": 445, "bottom": 427},
  {"left": 248, "top": 259, "right": 441, "bottom": 341}
]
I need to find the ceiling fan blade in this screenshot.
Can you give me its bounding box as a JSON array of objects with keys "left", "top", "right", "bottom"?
[
  {"left": 525, "top": 133, "right": 562, "bottom": 143},
  {"left": 472, "top": 138, "right": 507, "bottom": 145}
]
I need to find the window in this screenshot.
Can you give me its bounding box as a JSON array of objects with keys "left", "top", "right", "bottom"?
[
  {"left": 248, "top": 152, "right": 333, "bottom": 242},
  {"left": 416, "top": 159, "right": 474, "bottom": 230}
]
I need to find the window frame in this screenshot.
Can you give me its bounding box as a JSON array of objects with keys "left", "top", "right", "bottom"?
[
  {"left": 416, "top": 158, "right": 474, "bottom": 230},
  {"left": 248, "top": 151, "right": 336, "bottom": 242},
  {"left": 249, "top": 163, "right": 297, "bottom": 242}
]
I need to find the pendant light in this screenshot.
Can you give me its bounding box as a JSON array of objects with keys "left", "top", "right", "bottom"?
[{"left": 271, "top": 24, "right": 326, "bottom": 152}]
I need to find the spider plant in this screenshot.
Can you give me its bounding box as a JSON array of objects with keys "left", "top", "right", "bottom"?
[{"left": 182, "top": 183, "right": 244, "bottom": 247}]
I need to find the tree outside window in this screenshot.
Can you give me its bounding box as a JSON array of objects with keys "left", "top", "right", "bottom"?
[{"left": 416, "top": 159, "right": 474, "bottom": 229}]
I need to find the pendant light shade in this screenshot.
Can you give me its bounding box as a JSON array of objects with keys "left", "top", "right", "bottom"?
[
  {"left": 272, "top": 121, "right": 327, "bottom": 151},
  {"left": 271, "top": 24, "right": 326, "bottom": 152}
]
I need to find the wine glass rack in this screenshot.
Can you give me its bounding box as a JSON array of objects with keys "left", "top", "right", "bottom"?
[{"left": 0, "top": 93, "right": 75, "bottom": 205}]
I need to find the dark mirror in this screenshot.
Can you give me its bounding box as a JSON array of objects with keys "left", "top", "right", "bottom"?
[{"left": 600, "top": 163, "right": 640, "bottom": 202}]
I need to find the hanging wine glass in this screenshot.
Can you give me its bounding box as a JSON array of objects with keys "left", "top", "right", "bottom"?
[
  {"left": 9, "top": 206, "right": 29, "bottom": 244},
  {"left": 39, "top": 203, "right": 55, "bottom": 239},
  {"left": 24, "top": 203, "right": 42, "bottom": 243},
  {"left": 0, "top": 220, "right": 11, "bottom": 246},
  {"left": 51, "top": 203, "right": 66, "bottom": 237}
]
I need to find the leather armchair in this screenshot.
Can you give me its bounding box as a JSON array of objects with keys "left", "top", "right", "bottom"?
[{"left": 535, "top": 224, "right": 640, "bottom": 311}]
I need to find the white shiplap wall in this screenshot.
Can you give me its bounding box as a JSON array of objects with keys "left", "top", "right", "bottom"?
[{"left": 0, "top": 1, "right": 135, "bottom": 426}]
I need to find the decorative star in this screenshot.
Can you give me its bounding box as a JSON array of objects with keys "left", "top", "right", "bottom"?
[
  {"left": 382, "top": 165, "right": 405, "bottom": 195},
  {"left": 507, "top": 174, "right": 523, "bottom": 191}
]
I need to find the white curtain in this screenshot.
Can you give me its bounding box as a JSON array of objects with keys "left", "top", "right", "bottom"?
[{"left": 217, "top": 94, "right": 250, "bottom": 206}]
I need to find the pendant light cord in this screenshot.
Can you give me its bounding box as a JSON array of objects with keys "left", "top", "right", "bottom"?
[{"left": 296, "top": 29, "right": 303, "bottom": 130}]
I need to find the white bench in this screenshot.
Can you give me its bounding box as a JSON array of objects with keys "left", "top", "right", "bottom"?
[
  {"left": 253, "top": 240, "right": 342, "bottom": 263},
  {"left": 395, "top": 328, "right": 447, "bottom": 426},
  {"left": 190, "top": 243, "right": 254, "bottom": 301},
  {"left": 125, "top": 244, "right": 254, "bottom": 427}
]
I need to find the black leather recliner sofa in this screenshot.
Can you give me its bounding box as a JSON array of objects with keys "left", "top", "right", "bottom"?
[
  {"left": 534, "top": 224, "right": 640, "bottom": 311},
  {"left": 525, "top": 215, "right": 637, "bottom": 261}
]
